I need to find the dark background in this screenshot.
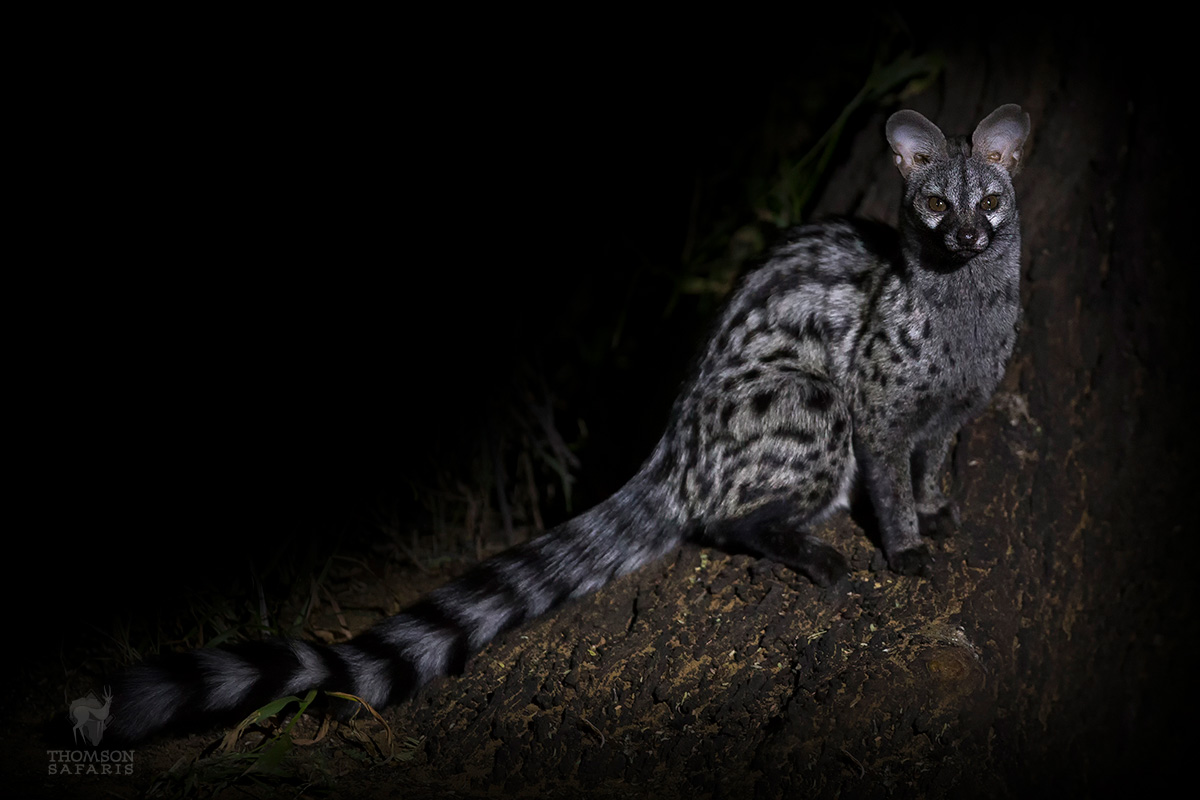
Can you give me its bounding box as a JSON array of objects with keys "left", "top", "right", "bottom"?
[{"left": 22, "top": 17, "right": 905, "bottom": 631}]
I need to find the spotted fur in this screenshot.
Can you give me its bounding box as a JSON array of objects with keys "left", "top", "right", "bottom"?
[{"left": 108, "top": 105, "right": 1030, "bottom": 742}]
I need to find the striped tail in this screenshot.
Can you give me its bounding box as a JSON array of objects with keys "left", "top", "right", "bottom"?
[{"left": 107, "top": 476, "right": 682, "bottom": 743}]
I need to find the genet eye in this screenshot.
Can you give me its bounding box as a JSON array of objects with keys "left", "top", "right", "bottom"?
[
  {"left": 979, "top": 194, "right": 1001, "bottom": 211},
  {"left": 927, "top": 196, "right": 947, "bottom": 212}
]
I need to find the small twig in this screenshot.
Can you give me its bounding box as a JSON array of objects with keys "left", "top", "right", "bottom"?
[
  {"left": 519, "top": 449, "right": 544, "bottom": 533},
  {"left": 579, "top": 716, "right": 605, "bottom": 748},
  {"left": 326, "top": 691, "right": 395, "bottom": 762},
  {"left": 840, "top": 746, "right": 865, "bottom": 778},
  {"left": 488, "top": 430, "right": 515, "bottom": 544},
  {"left": 392, "top": 532, "right": 432, "bottom": 575},
  {"left": 318, "top": 582, "right": 353, "bottom": 640}
]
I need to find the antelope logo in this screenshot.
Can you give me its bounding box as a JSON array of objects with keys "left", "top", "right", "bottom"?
[{"left": 69, "top": 686, "right": 113, "bottom": 746}]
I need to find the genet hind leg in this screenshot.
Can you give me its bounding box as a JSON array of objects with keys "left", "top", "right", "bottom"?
[
  {"left": 689, "top": 369, "right": 855, "bottom": 585},
  {"left": 700, "top": 499, "right": 848, "bottom": 587}
]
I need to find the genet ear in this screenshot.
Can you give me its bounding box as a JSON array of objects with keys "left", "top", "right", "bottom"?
[
  {"left": 972, "top": 104, "right": 1031, "bottom": 175},
  {"left": 885, "top": 110, "right": 947, "bottom": 178}
]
